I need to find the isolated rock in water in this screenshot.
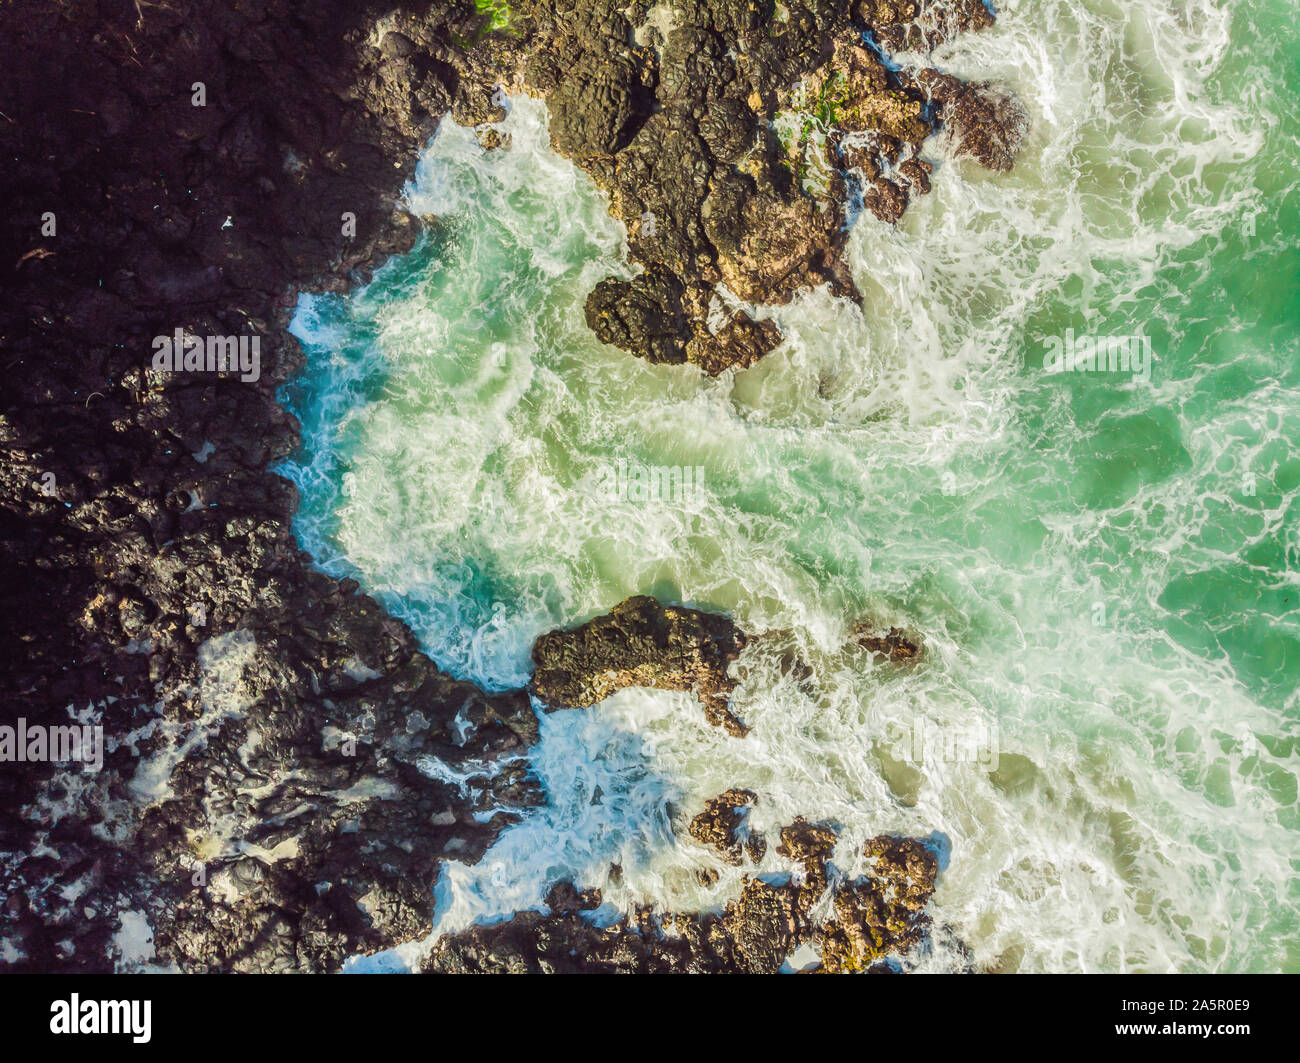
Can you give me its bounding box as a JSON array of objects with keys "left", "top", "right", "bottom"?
[
  {"left": 862, "top": 175, "right": 911, "bottom": 225},
  {"left": 898, "top": 156, "right": 933, "bottom": 194},
  {"left": 530, "top": 596, "right": 750, "bottom": 736},
  {"left": 584, "top": 266, "right": 691, "bottom": 365},
  {"left": 688, "top": 789, "right": 767, "bottom": 865},
  {"left": 424, "top": 821, "right": 941, "bottom": 974},
  {"left": 866, "top": 833, "right": 942, "bottom": 915},
  {"left": 856, "top": 624, "right": 923, "bottom": 663},
  {"left": 477, "top": 127, "right": 510, "bottom": 151}
]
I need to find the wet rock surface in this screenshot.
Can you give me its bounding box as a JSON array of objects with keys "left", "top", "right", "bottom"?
[
  {"left": 855, "top": 0, "right": 995, "bottom": 54},
  {"left": 819, "top": 833, "right": 938, "bottom": 972},
  {"left": 904, "top": 69, "right": 1031, "bottom": 173},
  {"left": 530, "top": 595, "right": 750, "bottom": 736},
  {"left": 424, "top": 817, "right": 942, "bottom": 973}
]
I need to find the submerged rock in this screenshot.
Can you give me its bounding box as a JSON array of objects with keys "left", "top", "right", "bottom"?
[
  {"left": 544, "top": 881, "right": 603, "bottom": 914},
  {"left": 856, "top": 624, "right": 924, "bottom": 664},
  {"left": 530, "top": 595, "right": 750, "bottom": 736}
]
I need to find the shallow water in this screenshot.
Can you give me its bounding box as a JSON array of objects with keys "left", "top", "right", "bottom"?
[{"left": 279, "top": 0, "right": 1300, "bottom": 972}]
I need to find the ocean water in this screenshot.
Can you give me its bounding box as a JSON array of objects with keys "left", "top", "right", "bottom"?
[{"left": 278, "top": 0, "right": 1300, "bottom": 973}]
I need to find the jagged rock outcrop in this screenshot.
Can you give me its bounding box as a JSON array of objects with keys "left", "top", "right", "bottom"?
[
  {"left": 904, "top": 69, "right": 1032, "bottom": 173},
  {"left": 530, "top": 595, "right": 750, "bottom": 736},
  {"left": 0, "top": 0, "right": 540, "bottom": 974},
  {"left": 424, "top": 818, "right": 942, "bottom": 973},
  {"left": 854, "top": 0, "right": 995, "bottom": 54},
  {"left": 820, "top": 834, "right": 938, "bottom": 971},
  {"left": 688, "top": 788, "right": 766, "bottom": 864}
]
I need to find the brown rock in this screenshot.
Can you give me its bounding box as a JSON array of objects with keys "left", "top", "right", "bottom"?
[
  {"left": 544, "top": 881, "right": 602, "bottom": 914},
  {"left": 819, "top": 835, "right": 939, "bottom": 972},
  {"left": 856, "top": 625, "right": 923, "bottom": 663},
  {"left": 425, "top": 823, "right": 943, "bottom": 973},
  {"left": 777, "top": 816, "right": 838, "bottom": 922},
  {"left": 688, "top": 789, "right": 767, "bottom": 864},
  {"left": 529, "top": 596, "right": 750, "bottom": 736},
  {"left": 855, "top": 0, "right": 996, "bottom": 54},
  {"left": 906, "top": 70, "right": 1030, "bottom": 172}
]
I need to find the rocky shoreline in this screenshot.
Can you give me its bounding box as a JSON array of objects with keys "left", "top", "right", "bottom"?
[
  {"left": 546, "top": 0, "right": 1028, "bottom": 372},
  {"left": 1, "top": 0, "right": 1015, "bottom": 972},
  {"left": 427, "top": 819, "right": 947, "bottom": 973}
]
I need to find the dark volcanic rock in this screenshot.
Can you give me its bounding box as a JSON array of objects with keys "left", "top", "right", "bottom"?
[
  {"left": 855, "top": 0, "right": 996, "bottom": 54},
  {"left": 508, "top": 0, "right": 1026, "bottom": 372},
  {"left": 856, "top": 624, "right": 923, "bottom": 664},
  {"left": 686, "top": 311, "right": 784, "bottom": 375},
  {"left": 585, "top": 266, "right": 692, "bottom": 365},
  {"left": 549, "top": 52, "right": 655, "bottom": 158},
  {"left": 820, "top": 834, "right": 939, "bottom": 972},
  {"left": 905, "top": 70, "right": 1032, "bottom": 173},
  {"left": 777, "top": 815, "right": 840, "bottom": 925},
  {"left": 530, "top": 596, "right": 750, "bottom": 736},
  {"left": 423, "top": 906, "right": 693, "bottom": 973},
  {"left": 0, "top": 0, "right": 539, "bottom": 974},
  {"left": 698, "top": 97, "right": 759, "bottom": 163}
]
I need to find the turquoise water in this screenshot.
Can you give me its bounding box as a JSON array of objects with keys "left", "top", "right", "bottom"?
[{"left": 279, "top": 0, "right": 1300, "bottom": 972}]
